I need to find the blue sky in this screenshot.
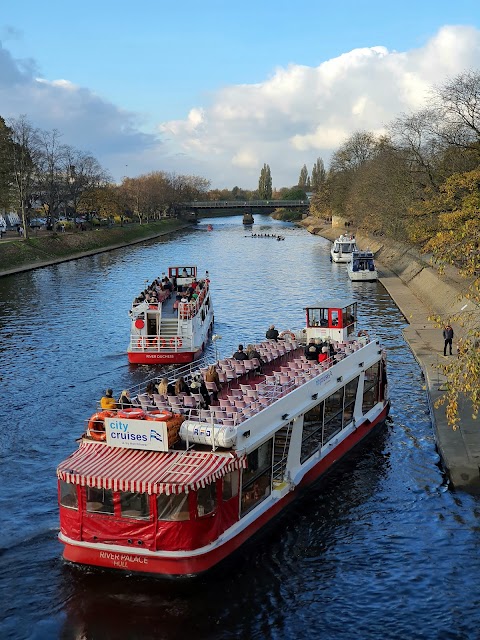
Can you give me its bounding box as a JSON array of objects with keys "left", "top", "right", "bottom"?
[{"left": 1, "top": 1, "right": 480, "bottom": 188}]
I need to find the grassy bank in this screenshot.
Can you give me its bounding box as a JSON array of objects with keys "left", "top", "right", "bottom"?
[{"left": 0, "top": 220, "right": 188, "bottom": 274}]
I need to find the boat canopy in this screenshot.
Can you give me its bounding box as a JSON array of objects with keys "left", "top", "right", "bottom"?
[{"left": 57, "top": 441, "right": 246, "bottom": 495}]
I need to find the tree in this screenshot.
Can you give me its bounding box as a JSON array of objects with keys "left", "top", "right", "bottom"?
[
  {"left": 258, "top": 164, "right": 272, "bottom": 200},
  {"left": 298, "top": 164, "right": 308, "bottom": 189},
  {"left": 311, "top": 157, "right": 326, "bottom": 191},
  {"left": 0, "top": 117, "right": 14, "bottom": 210},
  {"left": 409, "top": 168, "right": 480, "bottom": 429},
  {"left": 7, "top": 115, "right": 42, "bottom": 238}
]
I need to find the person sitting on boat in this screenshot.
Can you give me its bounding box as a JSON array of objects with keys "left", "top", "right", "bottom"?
[
  {"left": 266, "top": 325, "right": 279, "bottom": 341},
  {"left": 145, "top": 381, "right": 156, "bottom": 400},
  {"left": 305, "top": 339, "right": 319, "bottom": 361},
  {"left": 246, "top": 344, "right": 263, "bottom": 372},
  {"left": 157, "top": 377, "right": 175, "bottom": 397},
  {"left": 190, "top": 374, "right": 210, "bottom": 408},
  {"left": 118, "top": 389, "right": 132, "bottom": 409},
  {"left": 318, "top": 346, "right": 329, "bottom": 364},
  {"left": 233, "top": 344, "right": 248, "bottom": 360},
  {"left": 205, "top": 365, "right": 221, "bottom": 400},
  {"left": 100, "top": 388, "right": 117, "bottom": 410},
  {"left": 174, "top": 377, "right": 190, "bottom": 396}
]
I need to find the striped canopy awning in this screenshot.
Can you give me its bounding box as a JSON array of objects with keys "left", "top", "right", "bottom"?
[{"left": 57, "top": 441, "right": 246, "bottom": 495}]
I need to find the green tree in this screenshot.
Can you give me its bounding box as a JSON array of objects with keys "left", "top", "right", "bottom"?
[
  {"left": 311, "top": 157, "right": 326, "bottom": 191},
  {"left": 258, "top": 164, "right": 272, "bottom": 199},
  {"left": 0, "top": 117, "right": 14, "bottom": 210},
  {"left": 298, "top": 164, "right": 308, "bottom": 188}
]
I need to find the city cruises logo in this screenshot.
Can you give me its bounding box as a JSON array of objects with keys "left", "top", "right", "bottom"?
[{"left": 105, "top": 418, "right": 168, "bottom": 451}]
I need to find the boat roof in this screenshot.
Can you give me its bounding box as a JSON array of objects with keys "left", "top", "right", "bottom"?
[
  {"left": 57, "top": 440, "right": 246, "bottom": 496},
  {"left": 304, "top": 299, "right": 356, "bottom": 309}
]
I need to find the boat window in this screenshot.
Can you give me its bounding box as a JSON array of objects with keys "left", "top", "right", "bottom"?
[
  {"left": 301, "top": 400, "right": 325, "bottom": 463},
  {"left": 157, "top": 493, "right": 190, "bottom": 521},
  {"left": 323, "top": 387, "right": 344, "bottom": 443},
  {"left": 330, "top": 310, "right": 340, "bottom": 327},
  {"left": 86, "top": 487, "right": 114, "bottom": 515},
  {"left": 362, "top": 364, "right": 380, "bottom": 413},
  {"left": 59, "top": 481, "right": 78, "bottom": 510},
  {"left": 223, "top": 471, "right": 240, "bottom": 501},
  {"left": 241, "top": 439, "right": 272, "bottom": 515},
  {"left": 120, "top": 491, "right": 150, "bottom": 520},
  {"left": 307, "top": 308, "right": 328, "bottom": 328},
  {"left": 343, "top": 377, "right": 359, "bottom": 426},
  {"left": 197, "top": 483, "right": 216, "bottom": 517}
]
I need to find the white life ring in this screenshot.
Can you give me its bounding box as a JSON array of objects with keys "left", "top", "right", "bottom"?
[{"left": 279, "top": 330, "right": 296, "bottom": 341}]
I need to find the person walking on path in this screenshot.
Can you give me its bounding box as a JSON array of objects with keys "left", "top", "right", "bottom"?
[{"left": 443, "top": 324, "right": 454, "bottom": 356}]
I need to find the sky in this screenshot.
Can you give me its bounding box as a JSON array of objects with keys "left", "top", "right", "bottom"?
[{"left": 1, "top": 1, "right": 480, "bottom": 190}]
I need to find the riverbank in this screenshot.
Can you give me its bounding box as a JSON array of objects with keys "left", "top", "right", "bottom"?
[
  {"left": 0, "top": 220, "right": 190, "bottom": 277},
  {"left": 301, "top": 216, "right": 480, "bottom": 493}
]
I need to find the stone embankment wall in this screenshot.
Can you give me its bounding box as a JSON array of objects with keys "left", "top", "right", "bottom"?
[{"left": 302, "top": 217, "right": 472, "bottom": 318}]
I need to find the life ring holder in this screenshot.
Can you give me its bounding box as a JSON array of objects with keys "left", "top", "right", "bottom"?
[
  {"left": 87, "top": 410, "right": 116, "bottom": 441},
  {"left": 145, "top": 410, "right": 174, "bottom": 422},
  {"left": 117, "top": 408, "right": 145, "bottom": 420},
  {"left": 170, "top": 336, "right": 183, "bottom": 349},
  {"left": 279, "top": 330, "right": 296, "bottom": 341}
]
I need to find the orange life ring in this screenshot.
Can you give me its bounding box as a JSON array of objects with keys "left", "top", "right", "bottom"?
[
  {"left": 137, "top": 338, "right": 144, "bottom": 348},
  {"left": 159, "top": 337, "right": 167, "bottom": 349},
  {"left": 147, "top": 337, "right": 159, "bottom": 348},
  {"left": 279, "top": 330, "right": 296, "bottom": 341},
  {"left": 117, "top": 408, "right": 145, "bottom": 420},
  {"left": 170, "top": 336, "right": 183, "bottom": 348},
  {"left": 145, "top": 410, "right": 174, "bottom": 422},
  {"left": 88, "top": 410, "right": 115, "bottom": 441},
  {"left": 358, "top": 330, "right": 369, "bottom": 338}
]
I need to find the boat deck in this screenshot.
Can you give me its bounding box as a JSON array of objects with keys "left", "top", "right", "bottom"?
[{"left": 130, "top": 335, "right": 370, "bottom": 431}]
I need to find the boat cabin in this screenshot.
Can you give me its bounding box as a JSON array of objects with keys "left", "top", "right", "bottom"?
[
  {"left": 351, "top": 251, "right": 375, "bottom": 272},
  {"left": 304, "top": 299, "right": 357, "bottom": 343},
  {"left": 169, "top": 266, "right": 200, "bottom": 290}
]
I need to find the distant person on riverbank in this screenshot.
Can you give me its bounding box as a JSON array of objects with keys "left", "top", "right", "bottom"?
[
  {"left": 443, "top": 324, "right": 454, "bottom": 356},
  {"left": 100, "top": 388, "right": 117, "bottom": 410}
]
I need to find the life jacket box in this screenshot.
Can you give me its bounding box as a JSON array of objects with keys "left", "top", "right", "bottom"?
[{"left": 179, "top": 420, "right": 237, "bottom": 448}]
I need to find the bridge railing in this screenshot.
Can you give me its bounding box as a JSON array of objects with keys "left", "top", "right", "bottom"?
[{"left": 181, "top": 200, "right": 310, "bottom": 208}]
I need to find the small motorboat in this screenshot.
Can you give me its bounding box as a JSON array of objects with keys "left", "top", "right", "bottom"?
[
  {"left": 330, "top": 234, "right": 358, "bottom": 263},
  {"left": 347, "top": 250, "right": 378, "bottom": 281}
]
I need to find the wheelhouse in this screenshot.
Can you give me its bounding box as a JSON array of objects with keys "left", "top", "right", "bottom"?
[{"left": 305, "top": 299, "right": 357, "bottom": 342}]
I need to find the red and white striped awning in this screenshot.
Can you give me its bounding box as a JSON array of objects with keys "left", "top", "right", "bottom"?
[{"left": 57, "top": 441, "right": 247, "bottom": 495}]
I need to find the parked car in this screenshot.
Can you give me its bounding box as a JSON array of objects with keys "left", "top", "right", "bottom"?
[{"left": 29, "top": 218, "right": 46, "bottom": 228}]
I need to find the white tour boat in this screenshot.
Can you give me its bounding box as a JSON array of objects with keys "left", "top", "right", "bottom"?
[
  {"left": 330, "top": 234, "right": 358, "bottom": 263},
  {"left": 58, "top": 298, "right": 389, "bottom": 576},
  {"left": 347, "top": 250, "right": 378, "bottom": 282},
  {"left": 127, "top": 265, "right": 214, "bottom": 364}
]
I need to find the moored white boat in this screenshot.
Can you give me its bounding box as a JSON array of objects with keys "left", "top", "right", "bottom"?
[
  {"left": 347, "top": 250, "right": 378, "bottom": 281},
  {"left": 58, "top": 298, "right": 389, "bottom": 576},
  {"left": 127, "top": 265, "right": 214, "bottom": 364},
  {"left": 330, "top": 234, "right": 358, "bottom": 263}
]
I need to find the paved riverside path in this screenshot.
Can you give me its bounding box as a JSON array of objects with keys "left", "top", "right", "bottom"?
[{"left": 378, "top": 264, "right": 480, "bottom": 493}]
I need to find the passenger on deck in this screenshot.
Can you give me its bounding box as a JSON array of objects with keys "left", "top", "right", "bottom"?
[
  {"left": 246, "top": 344, "right": 263, "bottom": 371},
  {"left": 118, "top": 389, "right": 132, "bottom": 409},
  {"left": 174, "top": 376, "right": 190, "bottom": 395},
  {"left": 145, "top": 381, "right": 157, "bottom": 401},
  {"left": 266, "top": 325, "right": 279, "bottom": 341},
  {"left": 190, "top": 374, "right": 210, "bottom": 408},
  {"left": 233, "top": 344, "right": 248, "bottom": 360},
  {"left": 305, "top": 339, "right": 319, "bottom": 361},
  {"left": 157, "top": 377, "right": 175, "bottom": 396},
  {"left": 100, "top": 388, "right": 117, "bottom": 410},
  {"left": 205, "top": 365, "right": 221, "bottom": 400}
]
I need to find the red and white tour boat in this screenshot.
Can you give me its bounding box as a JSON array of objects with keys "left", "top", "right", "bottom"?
[
  {"left": 127, "top": 266, "right": 214, "bottom": 364},
  {"left": 58, "top": 298, "right": 389, "bottom": 576}
]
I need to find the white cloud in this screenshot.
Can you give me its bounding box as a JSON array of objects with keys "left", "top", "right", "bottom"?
[{"left": 0, "top": 26, "right": 480, "bottom": 188}]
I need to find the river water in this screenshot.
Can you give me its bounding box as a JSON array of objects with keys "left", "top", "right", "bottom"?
[{"left": 1, "top": 215, "right": 480, "bottom": 640}]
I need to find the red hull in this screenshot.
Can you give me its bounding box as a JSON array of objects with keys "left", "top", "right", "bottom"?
[{"left": 60, "top": 404, "right": 389, "bottom": 576}]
